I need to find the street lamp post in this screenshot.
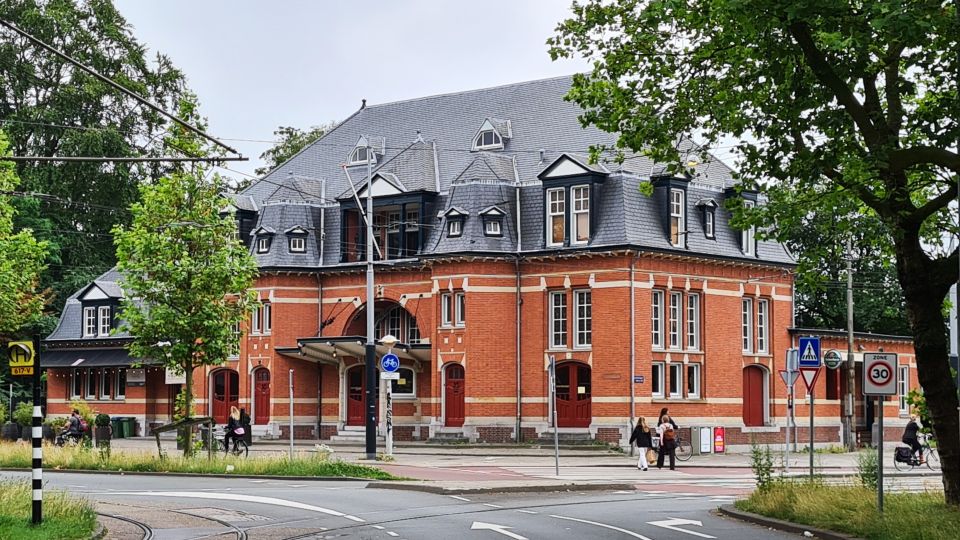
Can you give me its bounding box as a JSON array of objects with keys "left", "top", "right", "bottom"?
[
  {"left": 381, "top": 334, "right": 398, "bottom": 457},
  {"left": 364, "top": 146, "right": 377, "bottom": 460}
]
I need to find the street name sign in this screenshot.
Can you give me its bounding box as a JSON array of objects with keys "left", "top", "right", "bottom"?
[
  {"left": 8, "top": 341, "right": 34, "bottom": 376},
  {"left": 380, "top": 371, "right": 400, "bottom": 380},
  {"left": 823, "top": 349, "right": 843, "bottom": 369},
  {"left": 798, "top": 337, "right": 821, "bottom": 368},
  {"left": 863, "top": 353, "right": 898, "bottom": 396}
]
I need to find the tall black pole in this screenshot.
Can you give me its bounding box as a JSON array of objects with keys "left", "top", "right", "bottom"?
[
  {"left": 31, "top": 334, "right": 42, "bottom": 525},
  {"left": 364, "top": 146, "right": 377, "bottom": 460}
]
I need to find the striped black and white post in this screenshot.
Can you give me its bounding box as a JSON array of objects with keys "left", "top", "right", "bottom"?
[{"left": 31, "top": 334, "right": 42, "bottom": 525}]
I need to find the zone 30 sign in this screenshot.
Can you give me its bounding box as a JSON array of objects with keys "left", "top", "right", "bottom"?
[{"left": 862, "top": 352, "right": 898, "bottom": 396}]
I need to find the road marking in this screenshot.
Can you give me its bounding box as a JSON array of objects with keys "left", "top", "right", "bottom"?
[
  {"left": 288, "top": 484, "right": 306, "bottom": 488},
  {"left": 470, "top": 521, "right": 527, "bottom": 540},
  {"left": 483, "top": 503, "right": 503, "bottom": 508},
  {"left": 613, "top": 490, "right": 633, "bottom": 494},
  {"left": 549, "top": 515, "right": 653, "bottom": 540},
  {"left": 249, "top": 480, "right": 268, "bottom": 483},
  {"left": 449, "top": 495, "right": 471, "bottom": 502},
  {"left": 516, "top": 510, "right": 537, "bottom": 515},
  {"left": 102, "top": 491, "right": 365, "bottom": 522},
  {"left": 675, "top": 497, "right": 699, "bottom": 500},
  {"left": 373, "top": 525, "right": 385, "bottom": 530},
  {"left": 387, "top": 532, "right": 399, "bottom": 537},
  {"left": 647, "top": 517, "right": 716, "bottom": 538}
]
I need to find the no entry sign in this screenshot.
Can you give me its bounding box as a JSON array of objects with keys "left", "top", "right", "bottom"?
[{"left": 863, "top": 353, "right": 898, "bottom": 396}]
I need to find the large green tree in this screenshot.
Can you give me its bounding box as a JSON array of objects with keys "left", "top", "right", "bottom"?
[
  {"left": 0, "top": 0, "right": 190, "bottom": 316},
  {"left": 253, "top": 123, "right": 336, "bottom": 177},
  {"left": 550, "top": 0, "right": 960, "bottom": 501},
  {"left": 113, "top": 99, "right": 257, "bottom": 455}
]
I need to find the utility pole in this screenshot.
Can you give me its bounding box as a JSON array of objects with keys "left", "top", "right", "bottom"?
[
  {"left": 364, "top": 146, "right": 377, "bottom": 460},
  {"left": 845, "top": 237, "right": 856, "bottom": 451}
]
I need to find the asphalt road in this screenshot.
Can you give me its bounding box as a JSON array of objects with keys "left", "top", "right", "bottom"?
[{"left": 2, "top": 471, "right": 801, "bottom": 540}]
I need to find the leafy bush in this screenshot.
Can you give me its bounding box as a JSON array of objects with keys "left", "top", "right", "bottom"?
[
  {"left": 94, "top": 413, "right": 111, "bottom": 427},
  {"left": 44, "top": 416, "right": 68, "bottom": 431},
  {"left": 13, "top": 402, "right": 33, "bottom": 426},
  {"left": 750, "top": 441, "right": 776, "bottom": 490},
  {"left": 0, "top": 401, "right": 6, "bottom": 425},
  {"left": 857, "top": 450, "right": 879, "bottom": 489},
  {"left": 67, "top": 399, "right": 96, "bottom": 427}
]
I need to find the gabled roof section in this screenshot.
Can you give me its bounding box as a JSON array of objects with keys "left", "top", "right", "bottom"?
[
  {"left": 538, "top": 153, "right": 609, "bottom": 180},
  {"left": 224, "top": 193, "right": 258, "bottom": 212},
  {"left": 480, "top": 205, "right": 506, "bottom": 216},
  {"left": 284, "top": 225, "right": 309, "bottom": 235},
  {"left": 263, "top": 174, "right": 325, "bottom": 204},
  {"left": 250, "top": 225, "right": 276, "bottom": 236},
  {"left": 440, "top": 206, "right": 468, "bottom": 218},
  {"left": 355, "top": 173, "right": 405, "bottom": 198},
  {"left": 696, "top": 198, "right": 719, "bottom": 208},
  {"left": 452, "top": 153, "right": 518, "bottom": 185}
]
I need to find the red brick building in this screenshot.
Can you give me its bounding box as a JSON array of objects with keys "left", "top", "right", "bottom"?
[{"left": 41, "top": 77, "right": 919, "bottom": 449}]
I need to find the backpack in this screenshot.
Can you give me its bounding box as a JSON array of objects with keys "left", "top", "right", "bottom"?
[
  {"left": 662, "top": 424, "right": 676, "bottom": 442},
  {"left": 78, "top": 418, "right": 88, "bottom": 433},
  {"left": 894, "top": 447, "right": 913, "bottom": 463}
]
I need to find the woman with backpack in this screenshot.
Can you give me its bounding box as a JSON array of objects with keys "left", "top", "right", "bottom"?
[
  {"left": 657, "top": 412, "right": 679, "bottom": 470},
  {"left": 629, "top": 417, "right": 654, "bottom": 471}
]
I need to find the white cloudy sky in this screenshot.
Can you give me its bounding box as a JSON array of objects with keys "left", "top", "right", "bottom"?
[{"left": 114, "top": 0, "right": 589, "bottom": 179}]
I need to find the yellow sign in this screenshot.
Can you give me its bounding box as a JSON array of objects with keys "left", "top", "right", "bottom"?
[{"left": 8, "top": 341, "right": 34, "bottom": 377}]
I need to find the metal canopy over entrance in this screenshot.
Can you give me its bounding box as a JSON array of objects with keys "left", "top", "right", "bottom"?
[{"left": 276, "top": 336, "right": 431, "bottom": 365}]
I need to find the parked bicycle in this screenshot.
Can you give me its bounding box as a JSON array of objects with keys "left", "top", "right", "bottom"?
[
  {"left": 674, "top": 432, "right": 692, "bottom": 461},
  {"left": 214, "top": 427, "right": 249, "bottom": 457},
  {"left": 894, "top": 433, "right": 939, "bottom": 471}
]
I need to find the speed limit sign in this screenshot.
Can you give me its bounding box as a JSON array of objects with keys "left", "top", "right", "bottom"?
[{"left": 863, "top": 352, "right": 898, "bottom": 396}]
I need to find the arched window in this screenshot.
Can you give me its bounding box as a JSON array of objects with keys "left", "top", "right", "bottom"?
[{"left": 473, "top": 129, "right": 503, "bottom": 150}]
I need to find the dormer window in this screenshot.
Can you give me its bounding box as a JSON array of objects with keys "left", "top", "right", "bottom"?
[
  {"left": 484, "top": 220, "right": 501, "bottom": 236},
  {"left": 347, "top": 135, "right": 384, "bottom": 166},
  {"left": 350, "top": 145, "right": 375, "bottom": 165},
  {"left": 705, "top": 209, "right": 715, "bottom": 238},
  {"left": 669, "top": 188, "right": 685, "bottom": 247},
  {"left": 289, "top": 237, "right": 305, "bottom": 252},
  {"left": 98, "top": 306, "right": 111, "bottom": 336},
  {"left": 441, "top": 207, "right": 467, "bottom": 239},
  {"left": 742, "top": 200, "right": 756, "bottom": 255},
  {"left": 448, "top": 220, "right": 462, "bottom": 237},
  {"left": 547, "top": 188, "right": 565, "bottom": 247},
  {"left": 83, "top": 307, "right": 97, "bottom": 337},
  {"left": 480, "top": 205, "right": 506, "bottom": 238},
  {"left": 83, "top": 305, "right": 112, "bottom": 337},
  {"left": 572, "top": 185, "right": 590, "bottom": 244},
  {"left": 257, "top": 237, "right": 271, "bottom": 253},
  {"left": 474, "top": 130, "right": 502, "bottom": 150}
]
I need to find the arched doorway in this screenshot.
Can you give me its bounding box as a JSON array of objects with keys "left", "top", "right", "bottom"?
[
  {"left": 742, "top": 365, "right": 768, "bottom": 427},
  {"left": 556, "top": 363, "right": 591, "bottom": 427},
  {"left": 444, "top": 364, "right": 465, "bottom": 427},
  {"left": 211, "top": 369, "right": 239, "bottom": 424},
  {"left": 253, "top": 368, "right": 270, "bottom": 425},
  {"left": 346, "top": 365, "right": 379, "bottom": 426}
]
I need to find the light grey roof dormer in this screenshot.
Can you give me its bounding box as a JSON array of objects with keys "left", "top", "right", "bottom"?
[
  {"left": 440, "top": 206, "right": 468, "bottom": 218},
  {"left": 480, "top": 205, "right": 506, "bottom": 216}
]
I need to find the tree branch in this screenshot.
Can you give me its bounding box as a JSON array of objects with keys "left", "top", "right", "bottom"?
[
  {"left": 912, "top": 183, "right": 958, "bottom": 224},
  {"left": 883, "top": 43, "right": 905, "bottom": 134},
  {"left": 889, "top": 146, "right": 960, "bottom": 174}
]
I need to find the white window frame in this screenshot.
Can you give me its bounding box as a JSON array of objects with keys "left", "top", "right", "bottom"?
[
  {"left": 228, "top": 322, "right": 240, "bottom": 358},
  {"left": 85, "top": 368, "right": 97, "bottom": 400},
  {"left": 571, "top": 185, "right": 590, "bottom": 244},
  {"left": 406, "top": 209, "right": 419, "bottom": 231},
  {"left": 349, "top": 145, "right": 376, "bottom": 165},
  {"left": 71, "top": 369, "right": 83, "bottom": 399},
  {"left": 574, "top": 289, "right": 592, "bottom": 348},
  {"left": 705, "top": 209, "right": 715, "bottom": 238},
  {"left": 669, "top": 292, "right": 681, "bottom": 350},
  {"left": 687, "top": 363, "right": 701, "bottom": 399},
  {"left": 546, "top": 188, "right": 566, "bottom": 247},
  {"left": 251, "top": 306, "right": 262, "bottom": 335},
  {"left": 898, "top": 366, "right": 910, "bottom": 414},
  {"left": 256, "top": 237, "right": 270, "bottom": 253},
  {"left": 651, "top": 290, "right": 664, "bottom": 349},
  {"left": 668, "top": 363, "right": 683, "bottom": 398},
  {"left": 686, "top": 293, "right": 700, "bottom": 350},
  {"left": 742, "top": 298, "right": 754, "bottom": 352},
  {"left": 115, "top": 369, "right": 126, "bottom": 400},
  {"left": 757, "top": 299, "right": 769, "bottom": 353},
  {"left": 484, "top": 219, "right": 502, "bottom": 236},
  {"left": 652, "top": 362, "right": 665, "bottom": 397},
  {"left": 670, "top": 188, "right": 685, "bottom": 247},
  {"left": 262, "top": 302, "right": 272, "bottom": 335},
  {"left": 289, "top": 236, "right": 306, "bottom": 253},
  {"left": 83, "top": 307, "right": 97, "bottom": 337},
  {"left": 100, "top": 369, "right": 112, "bottom": 400},
  {"left": 448, "top": 219, "right": 462, "bottom": 237},
  {"left": 391, "top": 367, "right": 416, "bottom": 398},
  {"left": 406, "top": 311, "right": 421, "bottom": 344},
  {"left": 742, "top": 200, "right": 756, "bottom": 255},
  {"left": 473, "top": 129, "right": 503, "bottom": 150},
  {"left": 441, "top": 293, "right": 453, "bottom": 327},
  {"left": 549, "top": 291, "right": 568, "bottom": 349},
  {"left": 455, "top": 292, "right": 466, "bottom": 327},
  {"left": 98, "top": 306, "right": 111, "bottom": 337}
]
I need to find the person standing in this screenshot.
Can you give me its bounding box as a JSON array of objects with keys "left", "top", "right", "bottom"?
[
  {"left": 657, "top": 413, "right": 678, "bottom": 470},
  {"left": 629, "top": 417, "right": 653, "bottom": 471}
]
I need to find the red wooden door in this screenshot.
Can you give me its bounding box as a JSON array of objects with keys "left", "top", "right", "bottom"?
[
  {"left": 212, "top": 370, "right": 239, "bottom": 424},
  {"left": 445, "top": 364, "right": 465, "bottom": 427},
  {"left": 743, "top": 366, "right": 765, "bottom": 427},
  {"left": 556, "top": 363, "right": 591, "bottom": 427},
  {"left": 347, "top": 366, "right": 365, "bottom": 426},
  {"left": 253, "top": 368, "right": 270, "bottom": 424}
]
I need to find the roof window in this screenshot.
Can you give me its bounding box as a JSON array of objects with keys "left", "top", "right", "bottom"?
[{"left": 471, "top": 118, "right": 510, "bottom": 151}]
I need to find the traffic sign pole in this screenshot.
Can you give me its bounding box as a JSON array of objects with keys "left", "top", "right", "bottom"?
[
  {"left": 863, "top": 352, "right": 898, "bottom": 514},
  {"left": 381, "top": 352, "right": 399, "bottom": 457},
  {"left": 31, "top": 335, "right": 42, "bottom": 525},
  {"left": 878, "top": 396, "right": 884, "bottom": 513}
]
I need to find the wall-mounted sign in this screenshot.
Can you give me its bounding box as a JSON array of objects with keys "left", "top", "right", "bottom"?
[
  {"left": 165, "top": 367, "right": 186, "bottom": 385},
  {"left": 127, "top": 368, "right": 146, "bottom": 386}
]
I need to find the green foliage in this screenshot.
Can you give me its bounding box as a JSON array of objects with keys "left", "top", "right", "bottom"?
[
  {"left": 749, "top": 441, "right": 776, "bottom": 490},
  {"left": 12, "top": 401, "right": 32, "bottom": 426},
  {"left": 0, "top": 0, "right": 191, "bottom": 318},
  {"left": 857, "top": 451, "right": 879, "bottom": 489},
  {"left": 44, "top": 416, "right": 67, "bottom": 431},
  {"left": 906, "top": 388, "right": 936, "bottom": 435},
  {"left": 94, "top": 413, "right": 111, "bottom": 427},
  {"left": 0, "top": 401, "right": 5, "bottom": 425},
  {"left": 0, "top": 480, "right": 97, "bottom": 540},
  {"left": 254, "top": 123, "right": 337, "bottom": 178},
  {"left": 736, "top": 482, "right": 960, "bottom": 540},
  {"left": 68, "top": 399, "right": 96, "bottom": 428},
  {"left": 0, "top": 132, "right": 47, "bottom": 336}
]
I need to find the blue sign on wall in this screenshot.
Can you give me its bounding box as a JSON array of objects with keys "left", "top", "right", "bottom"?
[{"left": 798, "top": 337, "right": 821, "bottom": 368}]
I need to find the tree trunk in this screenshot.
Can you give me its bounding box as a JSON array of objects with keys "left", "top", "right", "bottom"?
[
  {"left": 183, "top": 362, "right": 194, "bottom": 457},
  {"left": 896, "top": 241, "right": 960, "bottom": 505}
]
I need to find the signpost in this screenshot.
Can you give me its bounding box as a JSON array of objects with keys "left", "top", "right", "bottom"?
[
  {"left": 380, "top": 350, "right": 400, "bottom": 456},
  {"left": 548, "top": 355, "right": 559, "bottom": 476},
  {"left": 864, "top": 352, "right": 898, "bottom": 513},
  {"left": 779, "top": 348, "right": 798, "bottom": 474},
  {"left": 9, "top": 338, "right": 42, "bottom": 524},
  {"left": 798, "top": 337, "right": 821, "bottom": 479},
  {"left": 823, "top": 349, "right": 843, "bottom": 370}
]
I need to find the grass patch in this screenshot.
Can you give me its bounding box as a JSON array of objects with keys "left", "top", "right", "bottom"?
[
  {"left": 0, "top": 480, "right": 97, "bottom": 540},
  {"left": 0, "top": 443, "right": 395, "bottom": 480},
  {"left": 736, "top": 480, "right": 960, "bottom": 540}
]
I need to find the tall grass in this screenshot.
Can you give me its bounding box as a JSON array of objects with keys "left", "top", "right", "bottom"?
[
  {"left": 736, "top": 481, "right": 960, "bottom": 540},
  {"left": 0, "top": 443, "right": 394, "bottom": 479},
  {"left": 0, "top": 480, "right": 97, "bottom": 540}
]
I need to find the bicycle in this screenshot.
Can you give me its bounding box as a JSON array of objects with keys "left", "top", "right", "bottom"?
[
  {"left": 893, "top": 433, "right": 939, "bottom": 471},
  {"left": 215, "top": 428, "right": 249, "bottom": 457},
  {"left": 675, "top": 432, "right": 692, "bottom": 461}
]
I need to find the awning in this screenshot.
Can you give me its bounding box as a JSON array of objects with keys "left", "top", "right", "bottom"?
[
  {"left": 278, "top": 336, "right": 431, "bottom": 365},
  {"left": 41, "top": 348, "right": 151, "bottom": 368}
]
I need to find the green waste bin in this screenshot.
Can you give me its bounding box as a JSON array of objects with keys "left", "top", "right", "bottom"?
[
  {"left": 111, "top": 418, "right": 124, "bottom": 438},
  {"left": 121, "top": 417, "right": 135, "bottom": 438}
]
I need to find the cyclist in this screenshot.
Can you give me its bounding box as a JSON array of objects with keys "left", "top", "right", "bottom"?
[
  {"left": 224, "top": 406, "right": 243, "bottom": 453},
  {"left": 55, "top": 409, "right": 83, "bottom": 446},
  {"left": 901, "top": 414, "right": 924, "bottom": 463}
]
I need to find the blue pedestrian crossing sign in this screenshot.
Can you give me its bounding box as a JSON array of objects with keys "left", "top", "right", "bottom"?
[
  {"left": 380, "top": 353, "right": 400, "bottom": 373},
  {"left": 798, "top": 337, "right": 821, "bottom": 368}
]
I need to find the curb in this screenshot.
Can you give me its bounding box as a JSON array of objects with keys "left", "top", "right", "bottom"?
[
  {"left": 89, "top": 522, "right": 107, "bottom": 540},
  {"left": 365, "top": 481, "right": 636, "bottom": 495},
  {"left": 0, "top": 467, "right": 371, "bottom": 482},
  {"left": 717, "top": 505, "right": 861, "bottom": 540}
]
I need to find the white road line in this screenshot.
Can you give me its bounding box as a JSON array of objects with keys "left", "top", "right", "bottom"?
[
  {"left": 449, "top": 495, "right": 471, "bottom": 502},
  {"left": 483, "top": 503, "right": 503, "bottom": 508},
  {"left": 288, "top": 484, "right": 306, "bottom": 488},
  {"left": 550, "top": 515, "right": 654, "bottom": 540},
  {"left": 387, "top": 532, "right": 399, "bottom": 537},
  {"left": 249, "top": 480, "right": 268, "bottom": 483},
  {"left": 373, "top": 525, "right": 385, "bottom": 530},
  {"left": 100, "top": 491, "right": 365, "bottom": 522},
  {"left": 516, "top": 510, "right": 538, "bottom": 515}
]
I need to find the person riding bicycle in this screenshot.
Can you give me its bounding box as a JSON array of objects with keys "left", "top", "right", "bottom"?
[
  {"left": 56, "top": 409, "right": 83, "bottom": 446},
  {"left": 901, "top": 414, "right": 924, "bottom": 463},
  {"left": 224, "top": 406, "right": 243, "bottom": 452}
]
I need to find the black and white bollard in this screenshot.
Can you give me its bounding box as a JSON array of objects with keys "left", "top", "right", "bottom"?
[{"left": 32, "top": 335, "right": 42, "bottom": 525}]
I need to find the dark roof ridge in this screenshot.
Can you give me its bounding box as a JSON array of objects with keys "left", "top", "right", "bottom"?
[{"left": 363, "top": 74, "right": 576, "bottom": 110}]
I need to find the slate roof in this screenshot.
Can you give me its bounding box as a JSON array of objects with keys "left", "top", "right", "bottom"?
[
  {"left": 47, "top": 267, "right": 132, "bottom": 341},
  {"left": 238, "top": 75, "right": 792, "bottom": 267}
]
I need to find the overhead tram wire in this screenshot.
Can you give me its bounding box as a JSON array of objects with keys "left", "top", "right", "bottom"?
[{"left": 0, "top": 18, "right": 245, "bottom": 165}]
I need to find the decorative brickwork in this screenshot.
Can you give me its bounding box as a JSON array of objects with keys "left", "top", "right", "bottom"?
[
  {"left": 595, "top": 427, "right": 622, "bottom": 444},
  {"left": 318, "top": 425, "right": 338, "bottom": 440},
  {"left": 476, "top": 426, "right": 514, "bottom": 443}
]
